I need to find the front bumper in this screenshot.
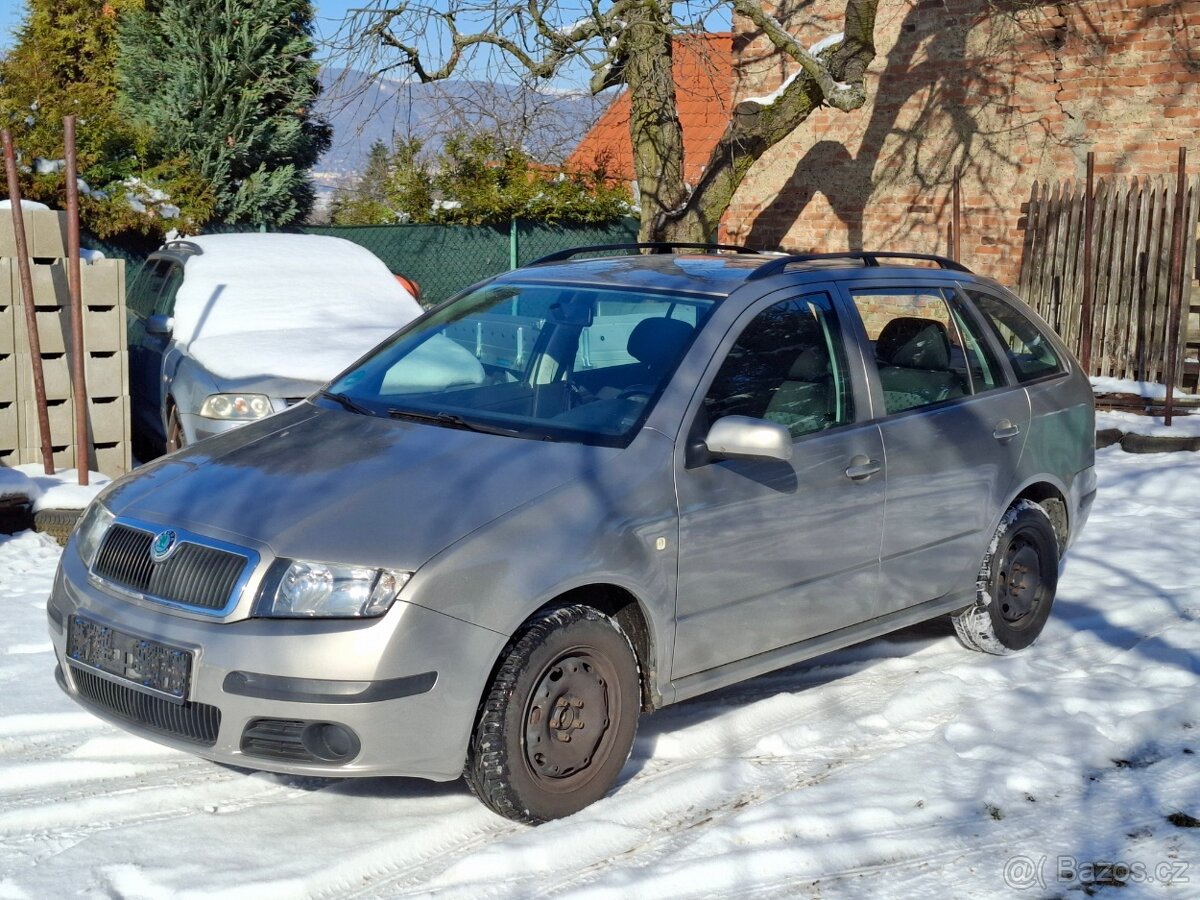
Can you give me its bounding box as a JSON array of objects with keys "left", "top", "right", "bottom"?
[{"left": 48, "top": 546, "right": 506, "bottom": 781}]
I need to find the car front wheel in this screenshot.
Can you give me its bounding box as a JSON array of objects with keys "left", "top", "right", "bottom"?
[
  {"left": 465, "top": 604, "right": 640, "bottom": 823},
  {"left": 953, "top": 499, "right": 1059, "bottom": 655}
]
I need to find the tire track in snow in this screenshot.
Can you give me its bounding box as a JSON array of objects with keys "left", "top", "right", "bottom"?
[{"left": 345, "top": 652, "right": 955, "bottom": 900}]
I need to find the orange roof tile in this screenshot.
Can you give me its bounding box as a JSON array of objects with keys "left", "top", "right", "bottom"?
[{"left": 566, "top": 33, "right": 733, "bottom": 186}]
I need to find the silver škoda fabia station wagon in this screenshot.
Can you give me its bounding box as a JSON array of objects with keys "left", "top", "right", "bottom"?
[{"left": 50, "top": 246, "right": 1096, "bottom": 823}]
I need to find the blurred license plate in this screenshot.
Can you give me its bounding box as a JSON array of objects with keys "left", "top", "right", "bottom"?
[{"left": 67, "top": 615, "right": 192, "bottom": 700}]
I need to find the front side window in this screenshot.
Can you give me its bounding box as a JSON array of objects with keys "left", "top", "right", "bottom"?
[
  {"left": 155, "top": 264, "right": 185, "bottom": 316},
  {"left": 703, "top": 292, "right": 853, "bottom": 439},
  {"left": 127, "top": 260, "right": 172, "bottom": 318},
  {"left": 851, "top": 287, "right": 1000, "bottom": 415},
  {"left": 327, "top": 281, "right": 715, "bottom": 446},
  {"left": 965, "top": 288, "right": 1065, "bottom": 383}
]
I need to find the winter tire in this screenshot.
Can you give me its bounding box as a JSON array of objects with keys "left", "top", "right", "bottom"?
[
  {"left": 465, "top": 604, "right": 640, "bottom": 824},
  {"left": 953, "top": 499, "right": 1059, "bottom": 655},
  {"left": 33, "top": 508, "right": 81, "bottom": 546}
]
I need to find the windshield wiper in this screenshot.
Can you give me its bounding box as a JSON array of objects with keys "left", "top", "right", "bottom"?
[
  {"left": 387, "top": 407, "right": 537, "bottom": 439},
  {"left": 320, "top": 390, "right": 375, "bottom": 417}
]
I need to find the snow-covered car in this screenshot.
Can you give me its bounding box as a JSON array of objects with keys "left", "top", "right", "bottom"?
[
  {"left": 125, "top": 233, "right": 422, "bottom": 453},
  {"left": 51, "top": 245, "right": 1096, "bottom": 824}
]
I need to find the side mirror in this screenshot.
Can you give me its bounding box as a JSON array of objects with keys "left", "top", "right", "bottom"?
[
  {"left": 147, "top": 313, "right": 174, "bottom": 336},
  {"left": 704, "top": 416, "right": 793, "bottom": 462}
]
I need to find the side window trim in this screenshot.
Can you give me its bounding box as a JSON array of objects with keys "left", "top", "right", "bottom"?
[
  {"left": 155, "top": 263, "right": 185, "bottom": 317},
  {"left": 950, "top": 283, "right": 1020, "bottom": 387}
]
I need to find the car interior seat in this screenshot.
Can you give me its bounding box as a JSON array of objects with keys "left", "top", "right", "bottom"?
[{"left": 874, "top": 316, "right": 966, "bottom": 413}]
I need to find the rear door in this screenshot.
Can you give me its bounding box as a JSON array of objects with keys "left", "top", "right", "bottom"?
[
  {"left": 672, "top": 287, "right": 885, "bottom": 679},
  {"left": 841, "top": 281, "right": 1030, "bottom": 610}
]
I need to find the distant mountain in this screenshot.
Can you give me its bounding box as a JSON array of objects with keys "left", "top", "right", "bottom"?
[{"left": 313, "top": 68, "right": 615, "bottom": 190}]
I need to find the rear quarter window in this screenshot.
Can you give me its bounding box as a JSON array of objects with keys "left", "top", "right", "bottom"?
[{"left": 965, "top": 288, "right": 1066, "bottom": 383}]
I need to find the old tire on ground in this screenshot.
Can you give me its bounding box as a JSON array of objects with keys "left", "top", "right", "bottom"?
[
  {"left": 465, "top": 604, "right": 640, "bottom": 824},
  {"left": 34, "top": 508, "right": 82, "bottom": 546},
  {"left": 165, "top": 403, "right": 185, "bottom": 454},
  {"left": 953, "top": 499, "right": 1059, "bottom": 655}
]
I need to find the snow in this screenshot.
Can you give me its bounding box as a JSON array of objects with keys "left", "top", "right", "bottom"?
[
  {"left": 1, "top": 448, "right": 1199, "bottom": 896},
  {"left": 1093, "top": 376, "right": 1170, "bottom": 399},
  {"left": 0, "top": 199, "right": 49, "bottom": 211},
  {"left": 743, "top": 69, "right": 802, "bottom": 107},
  {"left": 809, "top": 31, "right": 845, "bottom": 55},
  {"left": 1098, "top": 409, "right": 1200, "bottom": 437},
  {"left": 171, "top": 234, "right": 423, "bottom": 383},
  {"left": 0, "top": 465, "right": 110, "bottom": 511}
]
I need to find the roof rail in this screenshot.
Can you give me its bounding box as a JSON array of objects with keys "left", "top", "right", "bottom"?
[
  {"left": 747, "top": 251, "right": 971, "bottom": 281},
  {"left": 160, "top": 239, "right": 204, "bottom": 257},
  {"left": 530, "top": 242, "right": 762, "bottom": 265}
]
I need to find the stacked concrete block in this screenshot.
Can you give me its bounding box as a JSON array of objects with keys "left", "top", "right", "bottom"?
[{"left": 0, "top": 210, "right": 130, "bottom": 477}]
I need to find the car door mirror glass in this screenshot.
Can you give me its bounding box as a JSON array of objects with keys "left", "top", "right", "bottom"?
[
  {"left": 146, "top": 314, "right": 174, "bottom": 336},
  {"left": 705, "top": 416, "right": 793, "bottom": 462}
]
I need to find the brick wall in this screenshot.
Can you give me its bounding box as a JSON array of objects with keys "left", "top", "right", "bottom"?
[{"left": 723, "top": 0, "right": 1200, "bottom": 289}]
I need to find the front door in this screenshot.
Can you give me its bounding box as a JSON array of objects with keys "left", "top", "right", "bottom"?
[{"left": 673, "top": 289, "right": 885, "bottom": 679}]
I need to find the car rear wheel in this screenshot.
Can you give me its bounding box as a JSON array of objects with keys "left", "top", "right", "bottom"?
[
  {"left": 465, "top": 604, "right": 640, "bottom": 823},
  {"left": 953, "top": 500, "right": 1058, "bottom": 655},
  {"left": 165, "top": 403, "right": 185, "bottom": 453}
]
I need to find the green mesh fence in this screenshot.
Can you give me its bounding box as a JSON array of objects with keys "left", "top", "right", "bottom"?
[
  {"left": 94, "top": 218, "right": 642, "bottom": 308},
  {"left": 302, "top": 219, "right": 640, "bottom": 306}
]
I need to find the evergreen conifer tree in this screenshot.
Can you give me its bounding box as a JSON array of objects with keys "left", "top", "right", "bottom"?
[
  {"left": 118, "top": 0, "right": 332, "bottom": 227},
  {"left": 0, "top": 0, "right": 212, "bottom": 237},
  {"left": 330, "top": 139, "right": 394, "bottom": 225}
]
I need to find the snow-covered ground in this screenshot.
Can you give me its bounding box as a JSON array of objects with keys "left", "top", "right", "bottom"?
[{"left": 1, "top": 447, "right": 1197, "bottom": 898}]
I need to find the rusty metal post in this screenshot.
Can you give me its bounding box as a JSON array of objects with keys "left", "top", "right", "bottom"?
[
  {"left": 1164, "top": 146, "right": 1188, "bottom": 426},
  {"left": 2, "top": 130, "right": 54, "bottom": 474},
  {"left": 1079, "top": 151, "right": 1096, "bottom": 373},
  {"left": 951, "top": 171, "right": 962, "bottom": 262},
  {"left": 64, "top": 117, "right": 89, "bottom": 486}
]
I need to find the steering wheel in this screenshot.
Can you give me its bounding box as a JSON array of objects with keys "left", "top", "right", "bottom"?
[{"left": 617, "top": 385, "right": 654, "bottom": 402}]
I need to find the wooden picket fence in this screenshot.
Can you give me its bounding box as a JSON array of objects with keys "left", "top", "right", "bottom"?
[{"left": 1018, "top": 173, "right": 1200, "bottom": 385}]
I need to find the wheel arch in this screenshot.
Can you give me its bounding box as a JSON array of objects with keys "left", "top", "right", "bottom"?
[
  {"left": 1011, "top": 479, "right": 1070, "bottom": 552},
  {"left": 487, "top": 583, "right": 661, "bottom": 713}
]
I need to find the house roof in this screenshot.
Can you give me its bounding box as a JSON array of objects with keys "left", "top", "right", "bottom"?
[{"left": 565, "top": 33, "right": 733, "bottom": 186}]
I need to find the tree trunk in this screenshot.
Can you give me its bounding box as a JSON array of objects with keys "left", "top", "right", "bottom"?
[
  {"left": 623, "top": 2, "right": 689, "bottom": 242},
  {"left": 643, "top": 0, "right": 879, "bottom": 245}
]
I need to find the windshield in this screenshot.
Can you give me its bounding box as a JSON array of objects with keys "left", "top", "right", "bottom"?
[{"left": 326, "top": 280, "right": 716, "bottom": 446}]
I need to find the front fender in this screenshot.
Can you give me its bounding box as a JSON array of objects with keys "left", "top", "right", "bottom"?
[{"left": 400, "top": 427, "right": 680, "bottom": 707}]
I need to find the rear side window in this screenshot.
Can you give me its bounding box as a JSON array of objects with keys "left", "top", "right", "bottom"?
[
  {"left": 850, "top": 287, "right": 1000, "bottom": 415},
  {"left": 965, "top": 289, "right": 1065, "bottom": 383}
]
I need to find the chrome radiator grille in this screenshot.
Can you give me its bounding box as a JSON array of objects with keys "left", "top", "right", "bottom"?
[{"left": 93, "top": 523, "right": 249, "bottom": 612}]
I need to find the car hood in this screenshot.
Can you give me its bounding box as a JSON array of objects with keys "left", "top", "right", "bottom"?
[{"left": 109, "top": 405, "right": 619, "bottom": 571}]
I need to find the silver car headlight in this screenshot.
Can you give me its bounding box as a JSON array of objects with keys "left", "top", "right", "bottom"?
[
  {"left": 256, "top": 560, "right": 412, "bottom": 618},
  {"left": 199, "top": 393, "right": 273, "bottom": 420},
  {"left": 74, "top": 501, "right": 115, "bottom": 568}
]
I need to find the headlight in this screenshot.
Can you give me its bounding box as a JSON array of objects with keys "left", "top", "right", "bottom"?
[
  {"left": 74, "top": 502, "right": 115, "bottom": 569},
  {"left": 256, "top": 560, "right": 412, "bottom": 618},
  {"left": 199, "top": 393, "right": 273, "bottom": 420}
]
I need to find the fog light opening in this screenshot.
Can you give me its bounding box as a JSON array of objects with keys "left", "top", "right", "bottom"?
[{"left": 301, "top": 722, "right": 361, "bottom": 763}]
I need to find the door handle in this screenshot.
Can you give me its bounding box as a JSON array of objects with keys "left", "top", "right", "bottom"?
[
  {"left": 844, "top": 455, "right": 881, "bottom": 481},
  {"left": 992, "top": 420, "right": 1021, "bottom": 442}
]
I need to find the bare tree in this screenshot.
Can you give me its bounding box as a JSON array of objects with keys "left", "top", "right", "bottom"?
[{"left": 335, "top": 0, "right": 880, "bottom": 242}]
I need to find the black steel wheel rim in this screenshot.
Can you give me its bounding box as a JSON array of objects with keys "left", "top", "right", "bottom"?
[
  {"left": 996, "top": 533, "right": 1046, "bottom": 625},
  {"left": 523, "top": 648, "right": 617, "bottom": 787}
]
